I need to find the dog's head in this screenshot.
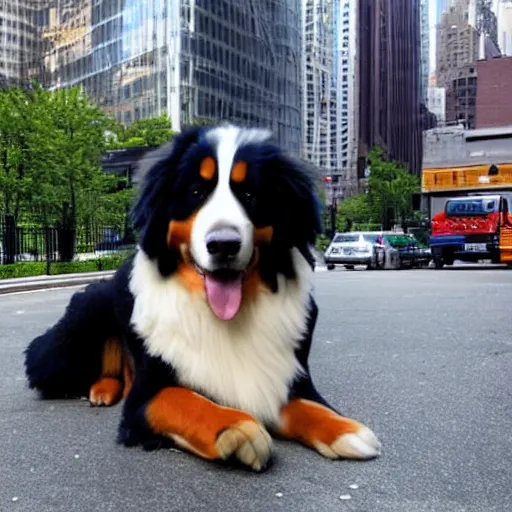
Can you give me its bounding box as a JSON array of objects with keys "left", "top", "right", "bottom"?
[{"left": 132, "top": 123, "right": 322, "bottom": 320}]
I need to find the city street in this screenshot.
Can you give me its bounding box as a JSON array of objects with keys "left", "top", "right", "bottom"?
[{"left": 1, "top": 268, "right": 511, "bottom": 512}]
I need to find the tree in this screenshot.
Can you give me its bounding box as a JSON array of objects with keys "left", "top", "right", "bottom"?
[
  {"left": 41, "top": 87, "right": 113, "bottom": 229},
  {"left": 0, "top": 84, "right": 121, "bottom": 230},
  {"left": 337, "top": 193, "right": 376, "bottom": 231},
  {"left": 330, "top": 147, "right": 420, "bottom": 233},
  {"left": 366, "top": 147, "right": 420, "bottom": 230},
  {"left": 390, "top": 168, "right": 421, "bottom": 227},
  {"left": 113, "top": 114, "right": 175, "bottom": 148},
  {"left": 0, "top": 87, "right": 35, "bottom": 220}
]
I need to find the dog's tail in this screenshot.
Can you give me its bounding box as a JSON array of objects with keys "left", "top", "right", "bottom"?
[{"left": 24, "top": 280, "right": 127, "bottom": 401}]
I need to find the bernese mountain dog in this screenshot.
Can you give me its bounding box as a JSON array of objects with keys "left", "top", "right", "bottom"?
[{"left": 24, "top": 123, "right": 381, "bottom": 471}]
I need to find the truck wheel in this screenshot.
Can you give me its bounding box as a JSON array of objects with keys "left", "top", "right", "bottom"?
[
  {"left": 444, "top": 254, "right": 454, "bottom": 266},
  {"left": 344, "top": 265, "right": 355, "bottom": 270},
  {"left": 434, "top": 256, "right": 444, "bottom": 269},
  {"left": 327, "top": 263, "right": 335, "bottom": 271}
]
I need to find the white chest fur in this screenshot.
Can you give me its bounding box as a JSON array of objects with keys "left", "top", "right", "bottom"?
[{"left": 129, "top": 249, "right": 313, "bottom": 426}]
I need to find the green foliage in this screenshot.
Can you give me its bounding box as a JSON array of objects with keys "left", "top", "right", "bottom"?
[
  {"left": 336, "top": 193, "right": 376, "bottom": 231},
  {"left": 0, "top": 84, "right": 116, "bottom": 228},
  {"left": 315, "top": 234, "right": 331, "bottom": 252},
  {"left": 352, "top": 223, "right": 383, "bottom": 232},
  {"left": 366, "top": 147, "right": 420, "bottom": 229},
  {"left": 111, "top": 115, "right": 175, "bottom": 148},
  {"left": 334, "top": 147, "right": 420, "bottom": 231},
  {"left": 0, "top": 85, "right": 176, "bottom": 235},
  {"left": 0, "top": 255, "right": 128, "bottom": 279},
  {"left": 0, "top": 262, "right": 47, "bottom": 279}
]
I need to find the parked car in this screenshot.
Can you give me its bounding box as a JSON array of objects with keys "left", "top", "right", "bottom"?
[
  {"left": 324, "top": 232, "right": 386, "bottom": 270},
  {"left": 381, "top": 233, "right": 431, "bottom": 269}
]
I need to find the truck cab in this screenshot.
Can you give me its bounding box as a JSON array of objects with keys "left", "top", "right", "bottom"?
[{"left": 430, "top": 194, "right": 512, "bottom": 267}]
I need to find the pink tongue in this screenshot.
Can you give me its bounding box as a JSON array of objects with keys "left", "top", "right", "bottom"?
[{"left": 205, "top": 274, "right": 243, "bottom": 321}]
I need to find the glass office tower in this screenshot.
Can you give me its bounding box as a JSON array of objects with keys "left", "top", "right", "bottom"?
[{"left": 19, "top": 0, "right": 302, "bottom": 153}]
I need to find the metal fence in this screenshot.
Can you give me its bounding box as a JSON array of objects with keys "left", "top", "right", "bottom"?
[{"left": 0, "top": 217, "right": 136, "bottom": 265}]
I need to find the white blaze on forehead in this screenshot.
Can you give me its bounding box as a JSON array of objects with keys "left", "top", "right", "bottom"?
[
  {"left": 190, "top": 125, "right": 272, "bottom": 272},
  {"left": 204, "top": 124, "right": 272, "bottom": 182}
]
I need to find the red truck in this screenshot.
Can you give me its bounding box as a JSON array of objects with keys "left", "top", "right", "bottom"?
[{"left": 430, "top": 193, "right": 512, "bottom": 268}]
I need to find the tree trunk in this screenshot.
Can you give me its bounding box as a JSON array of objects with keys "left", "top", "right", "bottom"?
[
  {"left": 69, "top": 176, "right": 77, "bottom": 229},
  {"left": 14, "top": 163, "right": 24, "bottom": 220},
  {"left": 2, "top": 149, "right": 12, "bottom": 214}
]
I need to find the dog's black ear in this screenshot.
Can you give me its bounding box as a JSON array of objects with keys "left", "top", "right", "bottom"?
[
  {"left": 131, "top": 126, "right": 201, "bottom": 275},
  {"left": 266, "top": 153, "right": 323, "bottom": 278}
]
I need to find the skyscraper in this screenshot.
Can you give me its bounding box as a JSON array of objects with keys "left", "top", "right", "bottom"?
[
  {"left": 303, "top": 0, "right": 358, "bottom": 200},
  {"left": 358, "top": 0, "right": 423, "bottom": 177},
  {"left": 334, "top": 0, "right": 358, "bottom": 196},
  {"left": 475, "top": 0, "right": 499, "bottom": 50},
  {"left": 8, "top": 0, "right": 303, "bottom": 154},
  {"left": 436, "top": 1, "right": 479, "bottom": 127},
  {"left": 302, "top": 0, "right": 336, "bottom": 170},
  {"left": 420, "top": 0, "right": 431, "bottom": 104},
  {"left": 0, "top": 2, "right": 44, "bottom": 87},
  {"left": 496, "top": 0, "right": 512, "bottom": 55}
]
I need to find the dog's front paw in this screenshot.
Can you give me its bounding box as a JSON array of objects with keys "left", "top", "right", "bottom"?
[
  {"left": 279, "top": 399, "right": 381, "bottom": 460},
  {"left": 215, "top": 420, "right": 273, "bottom": 472},
  {"left": 315, "top": 423, "right": 381, "bottom": 460}
]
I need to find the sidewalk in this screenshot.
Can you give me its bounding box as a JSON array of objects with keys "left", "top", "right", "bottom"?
[
  {"left": 0, "top": 271, "right": 115, "bottom": 295},
  {"left": 0, "top": 250, "right": 329, "bottom": 295}
]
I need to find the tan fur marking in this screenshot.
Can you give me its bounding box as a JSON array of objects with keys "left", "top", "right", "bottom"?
[
  {"left": 231, "top": 161, "right": 248, "bottom": 183},
  {"left": 145, "top": 387, "right": 272, "bottom": 471},
  {"left": 101, "top": 337, "right": 123, "bottom": 377},
  {"left": 279, "top": 398, "right": 360, "bottom": 447},
  {"left": 254, "top": 226, "right": 273, "bottom": 244},
  {"left": 89, "top": 377, "right": 123, "bottom": 406},
  {"left": 200, "top": 156, "right": 216, "bottom": 181},
  {"left": 167, "top": 214, "right": 197, "bottom": 251},
  {"left": 122, "top": 350, "right": 135, "bottom": 399}
]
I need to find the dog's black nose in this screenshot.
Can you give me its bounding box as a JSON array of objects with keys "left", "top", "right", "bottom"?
[{"left": 206, "top": 228, "right": 242, "bottom": 258}]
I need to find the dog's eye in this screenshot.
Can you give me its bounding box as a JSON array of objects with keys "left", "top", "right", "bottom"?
[
  {"left": 190, "top": 185, "right": 208, "bottom": 200},
  {"left": 241, "top": 190, "right": 257, "bottom": 207}
]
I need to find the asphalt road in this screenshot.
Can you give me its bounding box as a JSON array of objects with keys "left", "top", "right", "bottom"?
[{"left": 1, "top": 268, "right": 511, "bottom": 512}]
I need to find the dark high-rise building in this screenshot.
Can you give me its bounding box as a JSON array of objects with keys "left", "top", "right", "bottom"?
[{"left": 358, "top": 0, "right": 423, "bottom": 177}]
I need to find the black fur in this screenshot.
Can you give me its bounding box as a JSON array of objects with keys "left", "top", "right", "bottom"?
[
  {"left": 24, "top": 257, "right": 135, "bottom": 399},
  {"left": 23, "top": 124, "right": 330, "bottom": 465}
]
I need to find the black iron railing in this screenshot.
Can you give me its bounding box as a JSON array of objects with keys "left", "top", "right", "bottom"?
[{"left": 0, "top": 217, "right": 136, "bottom": 266}]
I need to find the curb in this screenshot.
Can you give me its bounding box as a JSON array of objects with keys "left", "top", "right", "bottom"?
[{"left": 0, "top": 271, "right": 115, "bottom": 295}]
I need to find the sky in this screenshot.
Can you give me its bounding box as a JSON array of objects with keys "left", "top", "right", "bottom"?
[{"left": 429, "top": 0, "right": 458, "bottom": 73}]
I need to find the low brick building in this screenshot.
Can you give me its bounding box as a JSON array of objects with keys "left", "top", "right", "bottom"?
[{"left": 476, "top": 56, "right": 512, "bottom": 128}]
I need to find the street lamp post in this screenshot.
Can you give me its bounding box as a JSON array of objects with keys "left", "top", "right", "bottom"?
[{"left": 324, "top": 176, "right": 337, "bottom": 238}]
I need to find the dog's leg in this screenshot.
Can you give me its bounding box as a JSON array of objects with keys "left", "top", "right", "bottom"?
[
  {"left": 24, "top": 279, "right": 124, "bottom": 400},
  {"left": 278, "top": 397, "right": 381, "bottom": 460},
  {"left": 144, "top": 387, "right": 273, "bottom": 471},
  {"left": 279, "top": 295, "right": 381, "bottom": 460},
  {"left": 89, "top": 337, "right": 124, "bottom": 406},
  {"left": 121, "top": 350, "right": 135, "bottom": 399}
]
